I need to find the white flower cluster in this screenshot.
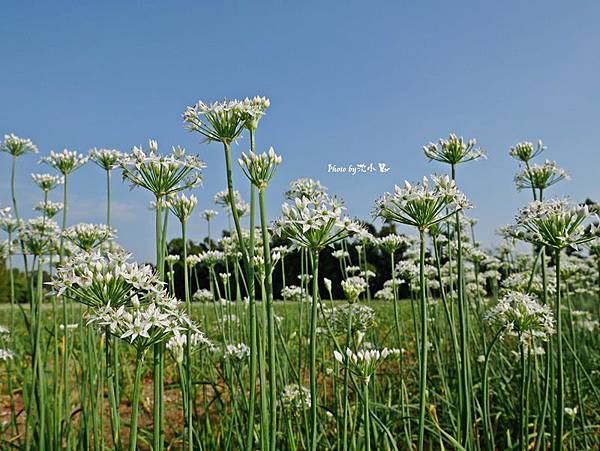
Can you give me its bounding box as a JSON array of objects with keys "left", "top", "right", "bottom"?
[
  {"left": 373, "top": 175, "right": 471, "bottom": 232},
  {"left": 0, "top": 208, "right": 17, "bottom": 234},
  {"left": 40, "top": 149, "right": 88, "bottom": 175},
  {"left": 484, "top": 291, "right": 555, "bottom": 345},
  {"left": 423, "top": 134, "right": 486, "bottom": 165},
  {"left": 377, "top": 234, "right": 413, "bottom": 253},
  {"left": 323, "top": 303, "right": 376, "bottom": 335},
  {"left": 120, "top": 140, "right": 205, "bottom": 197},
  {"left": 274, "top": 194, "right": 364, "bottom": 251},
  {"left": 281, "top": 285, "right": 310, "bottom": 302},
  {"left": 168, "top": 193, "right": 198, "bottom": 222},
  {"left": 279, "top": 383, "right": 311, "bottom": 413},
  {"left": 213, "top": 189, "right": 249, "bottom": 216},
  {"left": 334, "top": 347, "right": 401, "bottom": 382},
  {"left": 223, "top": 343, "right": 251, "bottom": 361},
  {"left": 87, "top": 295, "right": 198, "bottom": 353},
  {"left": 238, "top": 147, "right": 282, "bottom": 189},
  {"left": 1, "top": 134, "right": 38, "bottom": 156},
  {"left": 31, "top": 173, "right": 64, "bottom": 192},
  {"left": 34, "top": 200, "right": 63, "bottom": 218},
  {"left": 63, "top": 223, "right": 115, "bottom": 251},
  {"left": 193, "top": 289, "right": 213, "bottom": 303},
  {"left": 514, "top": 160, "right": 570, "bottom": 191},
  {"left": 341, "top": 276, "right": 367, "bottom": 302},
  {"left": 165, "top": 254, "right": 180, "bottom": 265},
  {"left": 167, "top": 328, "right": 214, "bottom": 363},
  {"left": 197, "top": 250, "right": 225, "bottom": 267},
  {"left": 89, "top": 148, "right": 124, "bottom": 170},
  {"left": 202, "top": 209, "right": 218, "bottom": 221},
  {"left": 0, "top": 325, "right": 13, "bottom": 362},
  {"left": 19, "top": 217, "right": 60, "bottom": 255},
  {"left": 183, "top": 97, "right": 270, "bottom": 143},
  {"left": 509, "top": 140, "right": 545, "bottom": 163},
  {"left": 285, "top": 178, "right": 327, "bottom": 201},
  {"left": 51, "top": 250, "right": 162, "bottom": 307},
  {"left": 509, "top": 199, "right": 598, "bottom": 250}
]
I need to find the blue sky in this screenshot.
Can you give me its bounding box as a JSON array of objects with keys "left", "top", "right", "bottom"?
[{"left": 2, "top": 1, "right": 599, "bottom": 262}]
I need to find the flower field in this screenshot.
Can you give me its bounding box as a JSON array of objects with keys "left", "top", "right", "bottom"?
[{"left": 0, "top": 98, "right": 599, "bottom": 451}]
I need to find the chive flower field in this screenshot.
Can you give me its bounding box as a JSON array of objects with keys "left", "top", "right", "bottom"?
[{"left": 0, "top": 97, "right": 599, "bottom": 450}]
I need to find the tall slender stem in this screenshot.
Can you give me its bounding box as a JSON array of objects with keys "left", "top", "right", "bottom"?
[
  {"left": 417, "top": 230, "right": 428, "bottom": 451},
  {"left": 309, "top": 249, "right": 320, "bottom": 451},
  {"left": 259, "top": 188, "right": 277, "bottom": 451},
  {"left": 554, "top": 249, "right": 564, "bottom": 451},
  {"left": 129, "top": 352, "right": 145, "bottom": 451}
]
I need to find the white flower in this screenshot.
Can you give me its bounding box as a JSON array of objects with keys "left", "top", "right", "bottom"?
[
  {"left": 423, "top": 134, "right": 486, "bottom": 165},
  {"left": 279, "top": 384, "right": 311, "bottom": 413},
  {"left": 285, "top": 178, "right": 327, "bottom": 201},
  {"left": 274, "top": 193, "right": 364, "bottom": 251},
  {"left": 484, "top": 291, "right": 555, "bottom": 345},
  {"left": 202, "top": 209, "right": 218, "bottom": 221},
  {"left": 334, "top": 347, "right": 401, "bottom": 383},
  {"left": 89, "top": 148, "right": 124, "bottom": 170},
  {"left": 341, "top": 276, "right": 367, "bottom": 302},
  {"left": 40, "top": 149, "right": 88, "bottom": 175},
  {"left": 193, "top": 289, "right": 213, "bottom": 303},
  {"left": 63, "top": 223, "right": 115, "bottom": 251},
  {"left": 509, "top": 140, "right": 545, "bottom": 163},
  {"left": 238, "top": 147, "right": 282, "bottom": 188},
  {"left": 509, "top": 199, "right": 598, "bottom": 250},
  {"left": 168, "top": 193, "right": 198, "bottom": 222},
  {"left": 1, "top": 134, "right": 38, "bottom": 156},
  {"left": 224, "top": 343, "right": 250, "bottom": 361},
  {"left": 120, "top": 141, "right": 205, "bottom": 197},
  {"left": 373, "top": 175, "right": 471, "bottom": 232},
  {"left": 0, "top": 348, "right": 15, "bottom": 361},
  {"left": 31, "top": 173, "right": 64, "bottom": 192},
  {"left": 514, "top": 160, "right": 570, "bottom": 191}
]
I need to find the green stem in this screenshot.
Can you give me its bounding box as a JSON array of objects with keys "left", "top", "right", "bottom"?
[
  {"left": 129, "top": 352, "right": 145, "bottom": 451},
  {"left": 309, "top": 250, "right": 320, "bottom": 451},
  {"left": 554, "top": 250, "right": 564, "bottom": 451},
  {"left": 364, "top": 380, "right": 371, "bottom": 451},
  {"left": 259, "top": 188, "right": 277, "bottom": 451},
  {"left": 417, "top": 230, "right": 428, "bottom": 451}
]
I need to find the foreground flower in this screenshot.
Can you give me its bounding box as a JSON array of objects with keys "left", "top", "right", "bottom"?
[
  {"left": 51, "top": 250, "right": 162, "bottom": 306},
  {"left": 423, "top": 134, "right": 486, "bottom": 166},
  {"left": 31, "top": 173, "right": 64, "bottom": 192},
  {"left": 120, "top": 141, "right": 205, "bottom": 197},
  {"left": 285, "top": 178, "right": 327, "bottom": 201},
  {"left": 40, "top": 149, "right": 88, "bottom": 175},
  {"left": 238, "top": 147, "right": 282, "bottom": 189},
  {"left": 63, "top": 223, "right": 115, "bottom": 251},
  {"left": 34, "top": 201, "right": 63, "bottom": 219},
  {"left": 333, "top": 347, "right": 400, "bottom": 382},
  {"left": 274, "top": 194, "right": 363, "bottom": 251},
  {"left": 1, "top": 134, "right": 38, "bottom": 156},
  {"left": 89, "top": 148, "right": 124, "bottom": 170},
  {"left": 514, "top": 160, "right": 569, "bottom": 191},
  {"left": 484, "top": 291, "right": 555, "bottom": 345},
  {"left": 19, "top": 218, "right": 60, "bottom": 255},
  {"left": 509, "top": 140, "right": 546, "bottom": 163},
  {"left": 341, "top": 276, "right": 367, "bottom": 302},
  {"left": 183, "top": 99, "right": 246, "bottom": 144},
  {"left": 168, "top": 193, "right": 198, "bottom": 222},
  {"left": 373, "top": 175, "right": 471, "bottom": 232},
  {"left": 509, "top": 199, "right": 598, "bottom": 250}
]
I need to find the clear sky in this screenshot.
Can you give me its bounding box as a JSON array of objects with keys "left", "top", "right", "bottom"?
[{"left": 2, "top": 1, "right": 599, "bottom": 263}]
